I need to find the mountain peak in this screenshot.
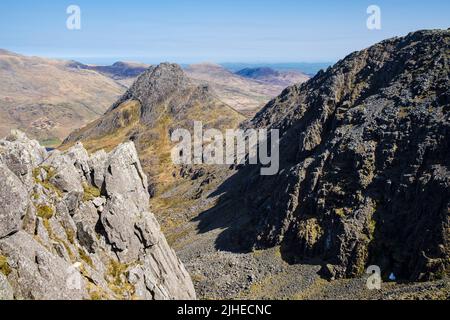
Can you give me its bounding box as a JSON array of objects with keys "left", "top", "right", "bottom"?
[
  {"left": 222, "top": 28, "right": 450, "bottom": 281},
  {"left": 109, "top": 63, "right": 193, "bottom": 123}
]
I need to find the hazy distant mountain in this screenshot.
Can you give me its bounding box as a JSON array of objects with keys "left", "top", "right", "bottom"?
[
  {"left": 0, "top": 50, "right": 126, "bottom": 146},
  {"left": 236, "top": 67, "right": 309, "bottom": 87},
  {"left": 222, "top": 62, "right": 332, "bottom": 76},
  {"left": 67, "top": 61, "right": 151, "bottom": 87},
  {"left": 185, "top": 63, "right": 309, "bottom": 116}
]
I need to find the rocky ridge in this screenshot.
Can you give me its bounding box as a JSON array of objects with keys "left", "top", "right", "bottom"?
[
  {"left": 64, "top": 63, "right": 245, "bottom": 196},
  {"left": 209, "top": 29, "right": 450, "bottom": 282},
  {"left": 0, "top": 130, "right": 195, "bottom": 300}
]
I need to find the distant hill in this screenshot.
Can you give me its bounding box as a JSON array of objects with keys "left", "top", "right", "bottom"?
[
  {"left": 0, "top": 50, "right": 126, "bottom": 146},
  {"left": 67, "top": 60, "right": 151, "bottom": 87},
  {"left": 185, "top": 63, "right": 309, "bottom": 116},
  {"left": 236, "top": 67, "right": 309, "bottom": 87},
  {"left": 221, "top": 62, "right": 332, "bottom": 76},
  {"left": 236, "top": 67, "right": 280, "bottom": 78}
]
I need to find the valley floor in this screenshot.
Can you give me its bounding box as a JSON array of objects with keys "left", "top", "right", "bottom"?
[
  {"left": 154, "top": 171, "right": 450, "bottom": 301},
  {"left": 176, "top": 221, "right": 450, "bottom": 300}
]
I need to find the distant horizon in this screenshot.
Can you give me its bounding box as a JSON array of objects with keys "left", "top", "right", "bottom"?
[
  {"left": 2, "top": 48, "right": 335, "bottom": 65},
  {"left": 2, "top": 47, "right": 333, "bottom": 74},
  {"left": 1, "top": 0, "right": 449, "bottom": 63}
]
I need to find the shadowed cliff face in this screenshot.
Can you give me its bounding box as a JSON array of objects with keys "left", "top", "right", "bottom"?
[
  {"left": 206, "top": 29, "right": 450, "bottom": 281},
  {"left": 0, "top": 130, "right": 195, "bottom": 300}
]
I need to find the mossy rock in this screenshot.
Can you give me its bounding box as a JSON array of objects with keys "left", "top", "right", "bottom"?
[
  {"left": 107, "top": 259, "right": 136, "bottom": 299},
  {"left": 33, "top": 166, "right": 62, "bottom": 197},
  {"left": 0, "top": 255, "right": 12, "bottom": 276},
  {"left": 82, "top": 183, "right": 101, "bottom": 202},
  {"left": 36, "top": 204, "right": 54, "bottom": 220}
]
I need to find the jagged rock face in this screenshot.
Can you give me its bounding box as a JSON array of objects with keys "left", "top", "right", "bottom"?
[
  {"left": 0, "top": 131, "right": 195, "bottom": 300},
  {"left": 232, "top": 30, "right": 450, "bottom": 281},
  {"left": 109, "top": 63, "right": 192, "bottom": 126}
]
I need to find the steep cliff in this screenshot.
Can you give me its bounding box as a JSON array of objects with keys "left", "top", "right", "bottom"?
[{"left": 219, "top": 29, "right": 450, "bottom": 281}]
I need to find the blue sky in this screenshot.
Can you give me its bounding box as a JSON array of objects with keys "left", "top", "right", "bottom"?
[{"left": 0, "top": 0, "right": 448, "bottom": 64}]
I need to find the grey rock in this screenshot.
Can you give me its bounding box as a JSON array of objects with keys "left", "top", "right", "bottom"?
[
  {"left": 104, "top": 142, "right": 149, "bottom": 211},
  {"left": 92, "top": 197, "right": 106, "bottom": 208},
  {"left": 46, "top": 153, "right": 83, "bottom": 194},
  {"left": 0, "top": 130, "right": 47, "bottom": 188},
  {"left": 73, "top": 202, "right": 99, "bottom": 253},
  {"left": 88, "top": 150, "right": 108, "bottom": 189},
  {"left": 0, "top": 231, "right": 88, "bottom": 300},
  {"left": 0, "top": 162, "right": 28, "bottom": 238},
  {"left": 0, "top": 132, "right": 196, "bottom": 300},
  {"left": 0, "top": 273, "right": 13, "bottom": 300}
]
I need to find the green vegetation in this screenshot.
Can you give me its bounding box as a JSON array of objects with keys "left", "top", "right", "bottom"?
[
  {"left": 398, "top": 106, "right": 411, "bottom": 119},
  {"left": 78, "top": 248, "right": 94, "bottom": 268},
  {"left": 107, "top": 259, "right": 136, "bottom": 299},
  {"left": 87, "top": 282, "right": 110, "bottom": 301},
  {"left": 190, "top": 273, "right": 206, "bottom": 283},
  {"left": 368, "top": 218, "right": 377, "bottom": 238},
  {"left": 82, "top": 183, "right": 101, "bottom": 202},
  {"left": 36, "top": 204, "right": 54, "bottom": 220},
  {"left": 39, "top": 137, "right": 62, "bottom": 148},
  {"left": 0, "top": 255, "right": 12, "bottom": 276},
  {"left": 42, "top": 218, "right": 53, "bottom": 237},
  {"left": 32, "top": 166, "right": 62, "bottom": 197},
  {"left": 334, "top": 208, "right": 346, "bottom": 219},
  {"left": 64, "top": 226, "right": 76, "bottom": 245}
]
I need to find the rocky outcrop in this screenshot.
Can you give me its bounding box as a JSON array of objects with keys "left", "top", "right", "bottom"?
[
  {"left": 225, "top": 29, "right": 450, "bottom": 281},
  {"left": 0, "top": 130, "right": 195, "bottom": 300}
]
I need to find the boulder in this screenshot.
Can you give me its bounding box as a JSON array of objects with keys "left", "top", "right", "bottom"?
[{"left": 0, "top": 162, "right": 28, "bottom": 238}]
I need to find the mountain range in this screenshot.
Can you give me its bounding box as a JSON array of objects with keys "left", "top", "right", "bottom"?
[
  {"left": 186, "top": 63, "right": 309, "bottom": 116},
  {"left": 0, "top": 51, "right": 308, "bottom": 147},
  {"left": 236, "top": 66, "right": 309, "bottom": 87},
  {"left": 0, "top": 50, "right": 126, "bottom": 147},
  {"left": 135, "top": 29, "right": 448, "bottom": 299}
]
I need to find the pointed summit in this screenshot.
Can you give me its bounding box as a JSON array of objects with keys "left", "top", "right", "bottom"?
[{"left": 64, "top": 62, "right": 245, "bottom": 194}]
